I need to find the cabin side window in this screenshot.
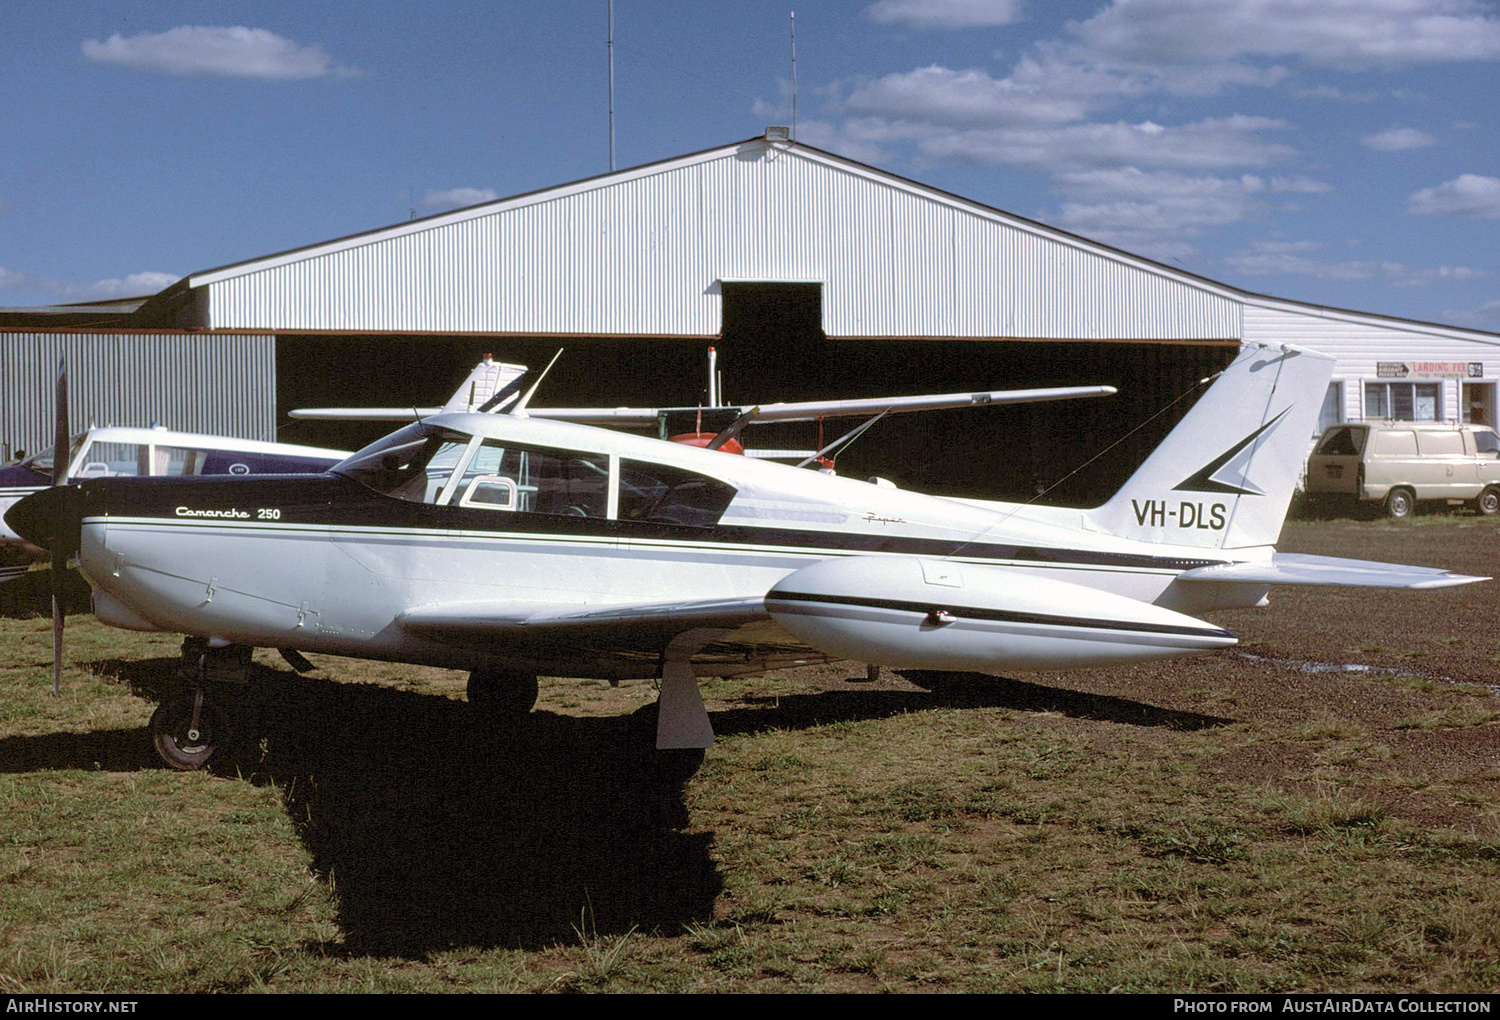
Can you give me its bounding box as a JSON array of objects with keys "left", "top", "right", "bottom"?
[
  {"left": 451, "top": 439, "right": 609, "bottom": 517},
  {"left": 153, "top": 446, "right": 210, "bottom": 476},
  {"left": 76, "top": 441, "right": 149, "bottom": 478},
  {"left": 617, "top": 460, "right": 736, "bottom": 527}
]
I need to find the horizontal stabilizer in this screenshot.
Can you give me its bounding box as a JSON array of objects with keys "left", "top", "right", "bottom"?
[{"left": 1178, "top": 553, "right": 1489, "bottom": 590}]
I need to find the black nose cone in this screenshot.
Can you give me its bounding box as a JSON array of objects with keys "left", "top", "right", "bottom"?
[{"left": 6, "top": 485, "right": 81, "bottom": 553}]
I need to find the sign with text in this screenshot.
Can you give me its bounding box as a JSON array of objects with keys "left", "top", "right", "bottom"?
[{"left": 1376, "top": 361, "right": 1483, "bottom": 379}]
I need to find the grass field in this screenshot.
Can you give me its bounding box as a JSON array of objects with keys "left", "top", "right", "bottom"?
[{"left": 2, "top": 518, "right": 1499, "bottom": 993}]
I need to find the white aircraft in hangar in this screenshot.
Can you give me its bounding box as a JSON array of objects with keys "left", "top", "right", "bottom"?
[
  {"left": 292, "top": 346, "right": 1119, "bottom": 462},
  {"left": 6, "top": 342, "right": 1486, "bottom": 770}
]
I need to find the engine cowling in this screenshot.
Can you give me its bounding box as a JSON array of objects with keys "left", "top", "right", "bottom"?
[{"left": 765, "top": 556, "right": 1235, "bottom": 672}]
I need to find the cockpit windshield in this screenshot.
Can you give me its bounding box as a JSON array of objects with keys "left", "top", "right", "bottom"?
[
  {"left": 20, "top": 434, "right": 87, "bottom": 477},
  {"left": 334, "top": 423, "right": 471, "bottom": 503}
]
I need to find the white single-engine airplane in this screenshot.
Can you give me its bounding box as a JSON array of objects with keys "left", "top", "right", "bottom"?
[{"left": 7, "top": 342, "right": 1486, "bottom": 769}]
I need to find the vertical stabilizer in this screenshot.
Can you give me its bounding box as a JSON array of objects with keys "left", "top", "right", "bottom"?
[{"left": 1085, "top": 343, "right": 1334, "bottom": 550}]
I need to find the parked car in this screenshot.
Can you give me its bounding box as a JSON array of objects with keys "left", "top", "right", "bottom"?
[{"left": 1305, "top": 422, "right": 1500, "bottom": 518}]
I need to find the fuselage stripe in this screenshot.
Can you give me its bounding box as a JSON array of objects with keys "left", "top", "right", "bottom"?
[{"left": 88, "top": 513, "right": 1224, "bottom": 576}]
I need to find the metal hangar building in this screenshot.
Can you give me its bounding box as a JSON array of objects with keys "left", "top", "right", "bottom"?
[{"left": 7, "top": 132, "right": 1498, "bottom": 500}]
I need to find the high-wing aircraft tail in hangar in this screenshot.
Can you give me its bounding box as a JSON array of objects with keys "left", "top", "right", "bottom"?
[{"left": 7, "top": 342, "right": 1486, "bottom": 769}]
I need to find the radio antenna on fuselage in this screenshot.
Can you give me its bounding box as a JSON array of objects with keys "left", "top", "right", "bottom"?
[{"left": 511, "top": 349, "right": 565, "bottom": 417}]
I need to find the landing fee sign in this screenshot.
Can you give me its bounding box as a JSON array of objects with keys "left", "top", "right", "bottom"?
[{"left": 1376, "top": 362, "right": 1484, "bottom": 379}]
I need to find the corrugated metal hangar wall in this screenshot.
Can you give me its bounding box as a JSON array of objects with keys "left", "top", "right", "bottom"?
[
  {"left": 163, "top": 138, "right": 1244, "bottom": 342},
  {"left": 0, "top": 332, "right": 276, "bottom": 462}
]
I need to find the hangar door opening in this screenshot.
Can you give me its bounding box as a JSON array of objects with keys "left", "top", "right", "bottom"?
[{"left": 718, "top": 281, "right": 827, "bottom": 404}]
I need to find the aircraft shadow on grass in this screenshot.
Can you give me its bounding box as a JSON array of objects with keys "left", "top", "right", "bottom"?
[
  {"left": 709, "top": 670, "right": 1232, "bottom": 737},
  {"left": 0, "top": 658, "right": 1228, "bottom": 956}
]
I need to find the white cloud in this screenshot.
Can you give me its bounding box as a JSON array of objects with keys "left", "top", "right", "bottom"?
[
  {"left": 1267, "top": 175, "right": 1333, "bottom": 193},
  {"left": 70, "top": 272, "right": 179, "bottom": 300},
  {"left": 786, "top": 1, "right": 1499, "bottom": 265},
  {"left": 1068, "top": 0, "right": 1500, "bottom": 71},
  {"left": 787, "top": 119, "right": 894, "bottom": 165},
  {"left": 1387, "top": 264, "right": 1485, "bottom": 286},
  {"left": 843, "top": 64, "right": 1093, "bottom": 129},
  {"left": 1406, "top": 174, "right": 1500, "bottom": 217},
  {"left": 1362, "top": 127, "right": 1435, "bottom": 150},
  {"left": 918, "top": 115, "right": 1294, "bottom": 171},
  {"left": 1441, "top": 298, "right": 1500, "bottom": 326},
  {"left": 81, "top": 26, "right": 357, "bottom": 79},
  {"left": 419, "top": 187, "right": 499, "bottom": 210},
  {"left": 0, "top": 267, "right": 176, "bottom": 302},
  {"left": 0, "top": 267, "right": 43, "bottom": 294},
  {"left": 1224, "top": 241, "right": 1483, "bottom": 285},
  {"left": 865, "top": 0, "right": 1023, "bottom": 30},
  {"left": 1050, "top": 169, "right": 1273, "bottom": 255}
]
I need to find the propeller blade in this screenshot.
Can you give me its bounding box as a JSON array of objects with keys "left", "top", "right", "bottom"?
[
  {"left": 49, "top": 358, "right": 69, "bottom": 696},
  {"left": 707, "top": 407, "right": 760, "bottom": 450},
  {"left": 51, "top": 586, "right": 63, "bottom": 696},
  {"left": 52, "top": 357, "right": 68, "bottom": 487}
]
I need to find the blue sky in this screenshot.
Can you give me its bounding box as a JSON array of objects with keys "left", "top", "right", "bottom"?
[{"left": 3, "top": 0, "right": 1499, "bottom": 330}]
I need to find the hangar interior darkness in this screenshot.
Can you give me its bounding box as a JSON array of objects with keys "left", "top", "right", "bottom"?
[{"left": 273, "top": 281, "right": 1236, "bottom": 506}]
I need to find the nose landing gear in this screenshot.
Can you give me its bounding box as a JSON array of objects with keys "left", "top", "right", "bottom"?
[
  {"left": 150, "top": 689, "right": 228, "bottom": 771},
  {"left": 148, "top": 639, "right": 252, "bottom": 770}
]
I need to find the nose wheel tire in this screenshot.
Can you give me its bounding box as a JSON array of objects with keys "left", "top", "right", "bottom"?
[{"left": 150, "top": 691, "right": 228, "bottom": 771}]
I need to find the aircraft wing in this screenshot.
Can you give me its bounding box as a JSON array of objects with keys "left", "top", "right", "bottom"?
[
  {"left": 292, "top": 383, "right": 1116, "bottom": 425},
  {"left": 1177, "top": 553, "right": 1489, "bottom": 590},
  {"left": 288, "top": 406, "right": 451, "bottom": 421},
  {"left": 525, "top": 384, "right": 1119, "bottom": 428},
  {"left": 397, "top": 595, "right": 770, "bottom": 643}
]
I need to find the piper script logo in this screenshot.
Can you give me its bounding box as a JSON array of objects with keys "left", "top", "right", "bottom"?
[{"left": 1128, "top": 407, "right": 1293, "bottom": 531}]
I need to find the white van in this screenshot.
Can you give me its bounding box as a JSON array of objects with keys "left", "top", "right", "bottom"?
[{"left": 1306, "top": 422, "right": 1500, "bottom": 518}]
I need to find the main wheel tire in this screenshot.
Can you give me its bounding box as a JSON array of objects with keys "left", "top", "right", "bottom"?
[
  {"left": 1385, "top": 488, "right": 1416, "bottom": 520},
  {"left": 150, "top": 692, "right": 228, "bottom": 771},
  {"left": 1477, "top": 486, "right": 1500, "bottom": 517},
  {"left": 467, "top": 667, "right": 539, "bottom": 716}
]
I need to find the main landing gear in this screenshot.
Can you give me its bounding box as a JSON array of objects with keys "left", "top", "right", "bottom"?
[{"left": 466, "top": 666, "right": 539, "bottom": 718}]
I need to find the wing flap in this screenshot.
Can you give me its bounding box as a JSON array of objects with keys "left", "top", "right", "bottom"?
[
  {"left": 1178, "top": 553, "right": 1489, "bottom": 590},
  {"left": 398, "top": 595, "right": 769, "bottom": 642}
]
